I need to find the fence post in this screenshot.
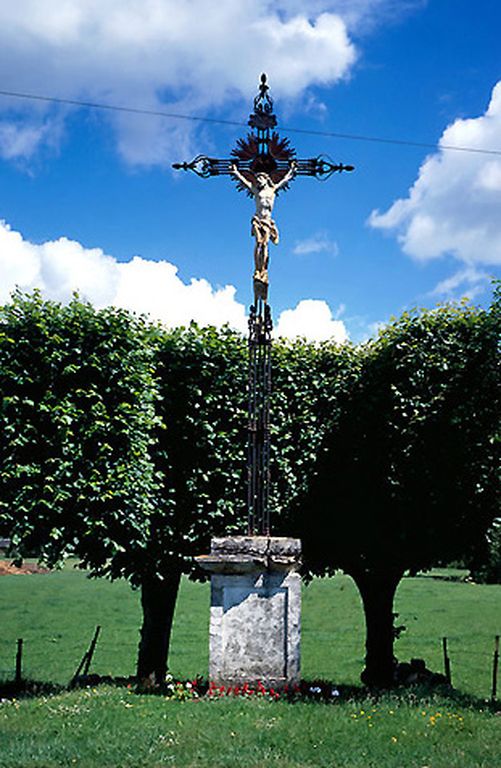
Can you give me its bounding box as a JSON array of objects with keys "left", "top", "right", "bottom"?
[
  {"left": 83, "top": 626, "right": 101, "bottom": 676},
  {"left": 491, "top": 635, "right": 499, "bottom": 702},
  {"left": 70, "top": 626, "right": 102, "bottom": 687},
  {"left": 15, "top": 638, "right": 23, "bottom": 685},
  {"left": 442, "top": 637, "right": 452, "bottom": 684}
]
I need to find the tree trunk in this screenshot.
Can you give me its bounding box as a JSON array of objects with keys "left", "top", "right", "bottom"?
[
  {"left": 351, "top": 568, "right": 403, "bottom": 688},
  {"left": 136, "top": 571, "right": 181, "bottom": 684}
]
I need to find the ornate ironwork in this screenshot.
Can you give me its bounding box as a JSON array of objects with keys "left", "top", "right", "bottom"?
[
  {"left": 247, "top": 298, "right": 273, "bottom": 536},
  {"left": 171, "top": 154, "right": 217, "bottom": 178},
  {"left": 173, "top": 73, "right": 354, "bottom": 192},
  {"left": 230, "top": 131, "right": 296, "bottom": 194},
  {"left": 173, "top": 74, "right": 354, "bottom": 537},
  {"left": 173, "top": 152, "right": 354, "bottom": 182}
]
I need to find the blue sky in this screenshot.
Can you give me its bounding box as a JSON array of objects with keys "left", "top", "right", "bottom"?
[{"left": 0, "top": 0, "right": 500, "bottom": 341}]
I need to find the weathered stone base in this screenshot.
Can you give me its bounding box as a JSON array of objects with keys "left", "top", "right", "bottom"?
[{"left": 197, "top": 536, "right": 301, "bottom": 687}]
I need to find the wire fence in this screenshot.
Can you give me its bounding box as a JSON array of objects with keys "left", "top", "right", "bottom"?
[
  {"left": 1, "top": 630, "right": 498, "bottom": 701},
  {"left": 0, "top": 629, "right": 140, "bottom": 689}
]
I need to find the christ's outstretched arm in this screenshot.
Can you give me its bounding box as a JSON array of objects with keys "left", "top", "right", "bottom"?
[
  {"left": 229, "top": 163, "right": 253, "bottom": 192},
  {"left": 273, "top": 160, "right": 297, "bottom": 192}
]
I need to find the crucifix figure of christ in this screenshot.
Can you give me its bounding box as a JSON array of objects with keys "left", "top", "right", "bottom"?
[
  {"left": 229, "top": 160, "right": 297, "bottom": 303},
  {"left": 173, "top": 73, "right": 354, "bottom": 536}
]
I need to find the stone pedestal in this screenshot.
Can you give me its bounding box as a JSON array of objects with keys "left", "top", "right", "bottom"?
[{"left": 197, "top": 536, "right": 301, "bottom": 687}]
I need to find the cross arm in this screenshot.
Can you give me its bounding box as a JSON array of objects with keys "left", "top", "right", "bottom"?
[
  {"left": 172, "top": 154, "right": 233, "bottom": 179},
  {"left": 297, "top": 155, "right": 355, "bottom": 180},
  {"left": 172, "top": 153, "right": 354, "bottom": 181}
]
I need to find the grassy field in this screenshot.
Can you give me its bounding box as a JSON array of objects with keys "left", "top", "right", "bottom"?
[
  {"left": 1, "top": 686, "right": 500, "bottom": 768},
  {"left": 0, "top": 565, "right": 500, "bottom": 767}
]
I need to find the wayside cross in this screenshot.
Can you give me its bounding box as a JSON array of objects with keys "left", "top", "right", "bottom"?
[{"left": 173, "top": 73, "right": 354, "bottom": 536}]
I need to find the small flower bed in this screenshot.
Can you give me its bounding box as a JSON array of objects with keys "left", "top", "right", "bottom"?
[
  {"left": 161, "top": 678, "right": 342, "bottom": 703},
  {"left": 162, "top": 675, "right": 201, "bottom": 701},
  {"left": 136, "top": 674, "right": 205, "bottom": 700},
  {"left": 33, "top": 672, "right": 343, "bottom": 704},
  {"left": 207, "top": 680, "right": 280, "bottom": 700}
]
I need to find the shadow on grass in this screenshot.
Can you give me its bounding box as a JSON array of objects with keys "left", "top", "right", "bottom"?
[
  {"left": 271, "top": 679, "right": 501, "bottom": 714},
  {"left": 1, "top": 675, "right": 499, "bottom": 715},
  {"left": 0, "top": 674, "right": 132, "bottom": 701},
  {"left": 344, "top": 682, "right": 501, "bottom": 714},
  {"left": 0, "top": 678, "right": 64, "bottom": 699}
]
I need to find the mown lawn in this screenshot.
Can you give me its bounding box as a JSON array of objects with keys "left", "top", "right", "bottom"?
[
  {"left": 1, "top": 686, "right": 500, "bottom": 768},
  {"left": 0, "top": 566, "right": 500, "bottom": 767}
]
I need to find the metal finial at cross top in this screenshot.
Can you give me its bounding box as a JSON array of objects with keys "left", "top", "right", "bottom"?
[{"left": 173, "top": 74, "right": 354, "bottom": 536}]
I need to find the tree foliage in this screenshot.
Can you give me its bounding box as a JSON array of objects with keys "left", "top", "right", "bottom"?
[
  {"left": 295, "top": 296, "right": 500, "bottom": 685},
  {"left": 470, "top": 517, "right": 501, "bottom": 584},
  {"left": 270, "top": 337, "right": 360, "bottom": 530},
  {"left": 0, "top": 295, "right": 251, "bottom": 680},
  {"left": 298, "top": 299, "right": 499, "bottom": 574},
  {"left": 0, "top": 291, "right": 159, "bottom": 575},
  {"left": 139, "top": 324, "right": 248, "bottom": 579},
  {"left": 1, "top": 289, "right": 498, "bottom": 685}
]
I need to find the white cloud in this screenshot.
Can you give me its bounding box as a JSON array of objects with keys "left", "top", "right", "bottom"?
[
  {"left": 0, "top": 1, "right": 357, "bottom": 165},
  {"left": 369, "top": 81, "right": 501, "bottom": 269},
  {"left": 275, "top": 298, "right": 348, "bottom": 342},
  {"left": 293, "top": 231, "right": 339, "bottom": 255},
  {"left": 0, "top": 218, "right": 349, "bottom": 341},
  {"left": 0, "top": 219, "right": 247, "bottom": 332},
  {"left": 114, "top": 258, "right": 247, "bottom": 331},
  {"left": 0, "top": 121, "right": 48, "bottom": 160},
  {"left": 428, "top": 267, "right": 490, "bottom": 302}
]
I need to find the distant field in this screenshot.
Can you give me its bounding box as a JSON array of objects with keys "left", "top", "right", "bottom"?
[
  {"left": 1, "top": 564, "right": 499, "bottom": 697},
  {"left": 1, "top": 566, "right": 499, "bottom": 768}
]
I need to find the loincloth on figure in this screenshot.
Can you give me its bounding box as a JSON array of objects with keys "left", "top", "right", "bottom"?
[{"left": 251, "top": 215, "right": 279, "bottom": 246}]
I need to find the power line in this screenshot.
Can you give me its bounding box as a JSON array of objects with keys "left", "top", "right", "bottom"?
[{"left": 1, "top": 87, "right": 500, "bottom": 157}]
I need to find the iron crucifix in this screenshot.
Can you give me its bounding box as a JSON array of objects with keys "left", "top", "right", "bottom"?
[
  {"left": 173, "top": 73, "right": 354, "bottom": 307},
  {"left": 174, "top": 74, "right": 354, "bottom": 536}
]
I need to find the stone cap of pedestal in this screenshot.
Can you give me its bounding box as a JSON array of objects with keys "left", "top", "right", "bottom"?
[{"left": 196, "top": 535, "right": 302, "bottom": 575}]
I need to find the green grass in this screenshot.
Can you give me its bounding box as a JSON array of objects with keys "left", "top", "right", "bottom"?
[
  {"left": 1, "top": 687, "right": 499, "bottom": 767},
  {"left": 0, "top": 564, "right": 143, "bottom": 685},
  {"left": 0, "top": 566, "right": 500, "bottom": 767}
]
